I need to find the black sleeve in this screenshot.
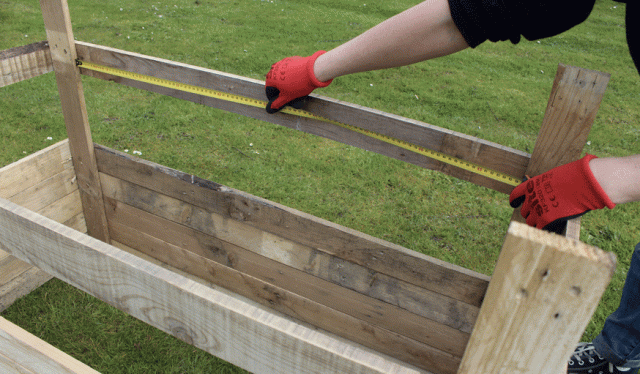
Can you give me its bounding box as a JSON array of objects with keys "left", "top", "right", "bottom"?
[{"left": 448, "top": 0, "right": 596, "bottom": 48}]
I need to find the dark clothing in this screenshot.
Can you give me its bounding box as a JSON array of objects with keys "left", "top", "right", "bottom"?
[{"left": 448, "top": 0, "right": 639, "bottom": 74}]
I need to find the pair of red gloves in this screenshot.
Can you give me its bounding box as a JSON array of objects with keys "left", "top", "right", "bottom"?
[{"left": 265, "top": 52, "right": 615, "bottom": 234}]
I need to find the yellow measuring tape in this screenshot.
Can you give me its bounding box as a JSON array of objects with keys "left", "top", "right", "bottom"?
[{"left": 77, "top": 59, "right": 520, "bottom": 187}]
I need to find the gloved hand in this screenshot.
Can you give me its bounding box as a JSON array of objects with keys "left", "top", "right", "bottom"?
[
  {"left": 509, "top": 154, "right": 616, "bottom": 234},
  {"left": 265, "top": 50, "right": 333, "bottom": 113}
]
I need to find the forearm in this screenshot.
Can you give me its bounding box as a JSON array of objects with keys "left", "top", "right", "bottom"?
[
  {"left": 590, "top": 154, "right": 640, "bottom": 205},
  {"left": 313, "top": 0, "right": 469, "bottom": 82}
]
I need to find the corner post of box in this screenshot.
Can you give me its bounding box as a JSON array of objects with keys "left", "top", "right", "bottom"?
[
  {"left": 39, "top": 0, "right": 110, "bottom": 243},
  {"left": 458, "top": 221, "right": 616, "bottom": 374},
  {"left": 510, "top": 64, "right": 610, "bottom": 240}
]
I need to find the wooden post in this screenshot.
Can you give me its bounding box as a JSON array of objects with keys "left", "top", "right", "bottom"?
[
  {"left": 40, "top": 0, "right": 109, "bottom": 242},
  {"left": 40, "top": 0, "right": 110, "bottom": 242},
  {"left": 511, "top": 64, "right": 610, "bottom": 239},
  {"left": 458, "top": 221, "right": 616, "bottom": 374}
]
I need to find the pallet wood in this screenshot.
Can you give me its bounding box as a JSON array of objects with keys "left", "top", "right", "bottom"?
[
  {"left": 0, "top": 41, "right": 53, "bottom": 87},
  {"left": 0, "top": 140, "right": 85, "bottom": 311},
  {"left": 0, "top": 197, "right": 428, "bottom": 374},
  {"left": 93, "top": 145, "right": 490, "bottom": 308},
  {"left": 95, "top": 144, "right": 487, "bottom": 373},
  {"left": 75, "top": 41, "right": 530, "bottom": 194},
  {"left": 0, "top": 317, "right": 100, "bottom": 374},
  {"left": 458, "top": 222, "right": 616, "bottom": 373},
  {"left": 40, "top": 0, "right": 110, "bottom": 242},
  {"left": 511, "top": 65, "right": 611, "bottom": 239}
]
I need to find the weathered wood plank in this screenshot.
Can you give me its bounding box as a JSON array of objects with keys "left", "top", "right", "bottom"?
[
  {"left": 75, "top": 41, "right": 530, "bottom": 194},
  {"left": 0, "top": 317, "right": 100, "bottom": 374},
  {"left": 9, "top": 167, "right": 77, "bottom": 214},
  {"left": 40, "top": 0, "right": 109, "bottom": 242},
  {"left": 0, "top": 140, "right": 72, "bottom": 200},
  {"left": 0, "top": 41, "right": 53, "bottom": 87},
  {"left": 511, "top": 65, "right": 610, "bottom": 239},
  {"left": 0, "top": 267, "right": 51, "bottom": 312},
  {"left": 0, "top": 197, "right": 430, "bottom": 374},
  {"left": 0, "top": 139, "right": 78, "bottom": 312},
  {"left": 100, "top": 172, "right": 479, "bottom": 335},
  {"left": 458, "top": 222, "right": 616, "bottom": 374},
  {"left": 103, "top": 193, "right": 470, "bottom": 362},
  {"left": 105, "top": 201, "right": 461, "bottom": 373},
  {"left": 94, "top": 144, "right": 490, "bottom": 307}
]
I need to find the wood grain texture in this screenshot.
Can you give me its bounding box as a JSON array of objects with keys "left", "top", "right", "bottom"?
[
  {"left": 0, "top": 317, "right": 100, "bottom": 374},
  {"left": 0, "top": 140, "right": 88, "bottom": 312},
  {"left": 0, "top": 197, "right": 430, "bottom": 374},
  {"left": 75, "top": 41, "right": 530, "bottom": 194},
  {"left": 511, "top": 64, "right": 610, "bottom": 239},
  {"left": 103, "top": 198, "right": 461, "bottom": 373},
  {"left": 458, "top": 222, "right": 616, "bottom": 374},
  {"left": 100, "top": 172, "right": 479, "bottom": 335},
  {"left": 0, "top": 41, "right": 53, "bottom": 87},
  {"left": 94, "top": 144, "right": 490, "bottom": 308},
  {"left": 40, "top": 0, "right": 110, "bottom": 242}
]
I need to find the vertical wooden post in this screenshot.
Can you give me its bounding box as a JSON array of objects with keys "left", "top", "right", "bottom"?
[
  {"left": 40, "top": 0, "right": 110, "bottom": 242},
  {"left": 458, "top": 221, "right": 616, "bottom": 374},
  {"left": 511, "top": 64, "right": 610, "bottom": 239}
]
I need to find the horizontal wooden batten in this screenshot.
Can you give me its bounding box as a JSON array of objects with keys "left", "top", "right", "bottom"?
[
  {"left": 100, "top": 172, "right": 479, "bottom": 335},
  {"left": 0, "top": 41, "right": 53, "bottom": 87},
  {"left": 103, "top": 197, "right": 461, "bottom": 373},
  {"left": 75, "top": 41, "right": 530, "bottom": 194},
  {"left": 94, "top": 144, "right": 490, "bottom": 308},
  {"left": 0, "top": 197, "right": 430, "bottom": 374},
  {"left": 0, "top": 140, "right": 82, "bottom": 312}
]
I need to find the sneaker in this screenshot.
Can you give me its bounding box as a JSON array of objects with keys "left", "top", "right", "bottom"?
[{"left": 568, "top": 342, "right": 638, "bottom": 373}]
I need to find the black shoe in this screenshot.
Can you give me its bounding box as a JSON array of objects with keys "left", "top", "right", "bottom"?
[{"left": 568, "top": 342, "right": 638, "bottom": 373}]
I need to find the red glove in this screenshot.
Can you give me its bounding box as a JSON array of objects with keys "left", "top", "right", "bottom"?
[
  {"left": 265, "top": 50, "right": 333, "bottom": 113},
  {"left": 509, "top": 154, "right": 616, "bottom": 234}
]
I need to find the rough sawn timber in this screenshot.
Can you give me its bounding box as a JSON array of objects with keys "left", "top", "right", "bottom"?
[
  {"left": 0, "top": 197, "right": 430, "bottom": 374},
  {"left": 75, "top": 41, "right": 530, "bottom": 194}
]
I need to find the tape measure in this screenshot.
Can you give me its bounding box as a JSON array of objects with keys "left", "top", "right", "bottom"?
[{"left": 77, "top": 59, "right": 520, "bottom": 187}]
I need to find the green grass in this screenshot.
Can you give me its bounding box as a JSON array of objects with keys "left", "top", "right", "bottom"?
[{"left": 1, "top": 0, "right": 639, "bottom": 372}]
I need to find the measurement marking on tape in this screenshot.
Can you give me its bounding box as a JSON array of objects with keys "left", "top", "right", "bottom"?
[{"left": 77, "top": 59, "right": 520, "bottom": 187}]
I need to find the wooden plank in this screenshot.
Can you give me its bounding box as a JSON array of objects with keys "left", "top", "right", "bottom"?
[
  {"left": 100, "top": 173, "right": 479, "bottom": 335},
  {"left": 458, "top": 222, "right": 616, "bottom": 374},
  {"left": 40, "top": 0, "right": 109, "bottom": 242},
  {"left": 0, "top": 197, "right": 430, "bottom": 374},
  {"left": 0, "top": 317, "right": 99, "bottom": 374},
  {"left": 511, "top": 65, "right": 610, "bottom": 239},
  {"left": 9, "top": 167, "right": 77, "bottom": 214},
  {"left": 0, "top": 266, "right": 51, "bottom": 312},
  {"left": 0, "top": 256, "right": 33, "bottom": 286},
  {"left": 94, "top": 144, "right": 490, "bottom": 307},
  {"left": 0, "top": 139, "right": 72, "bottom": 200},
  {"left": 104, "top": 201, "right": 461, "bottom": 373},
  {"left": 0, "top": 139, "right": 77, "bottom": 312},
  {"left": 75, "top": 41, "right": 530, "bottom": 194},
  {"left": 0, "top": 41, "right": 53, "bottom": 87},
  {"left": 103, "top": 193, "right": 470, "bottom": 360},
  {"left": 37, "top": 189, "right": 83, "bottom": 224},
  {"left": 0, "top": 350, "right": 38, "bottom": 374}
]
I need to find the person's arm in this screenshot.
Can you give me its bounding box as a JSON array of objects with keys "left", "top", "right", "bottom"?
[
  {"left": 591, "top": 155, "right": 640, "bottom": 204},
  {"left": 313, "top": 0, "right": 469, "bottom": 82},
  {"left": 264, "top": 0, "right": 468, "bottom": 113}
]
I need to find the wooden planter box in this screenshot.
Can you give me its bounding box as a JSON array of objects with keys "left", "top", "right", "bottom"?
[{"left": 0, "top": 1, "right": 618, "bottom": 373}]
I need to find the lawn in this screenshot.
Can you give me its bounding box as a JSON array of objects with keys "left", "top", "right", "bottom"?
[{"left": 1, "top": 0, "right": 639, "bottom": 372}]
